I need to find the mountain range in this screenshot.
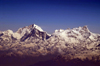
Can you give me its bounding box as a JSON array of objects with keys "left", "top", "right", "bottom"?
[{"left": 0, "top": 24, "right": 100, "bottom": 66}]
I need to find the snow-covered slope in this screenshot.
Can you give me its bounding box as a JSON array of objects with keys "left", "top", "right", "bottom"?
[
  {"left": 53, "top": 26, "right": 100, "bottom": 43},
  {"left": 16, "top": 24, "right": 44, "bottom": 39}
]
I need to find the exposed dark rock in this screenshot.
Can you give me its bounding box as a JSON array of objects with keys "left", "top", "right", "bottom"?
[
  {"left": 11, "top": 35, "right": 17, "bottom": 40},
  {"left": 97, "top": 44, "right": 100, "bottom": 47},
  {"left": 0, "top": 33, "right": 3, "bottom": 36},
  {"left": 20, "top": 28, "right": 50, "bottom": 41}
]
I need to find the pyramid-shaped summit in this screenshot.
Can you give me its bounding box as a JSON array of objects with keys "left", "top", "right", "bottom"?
[
  {"left": 15, "top": 24, "right": 50, "bottom": 41},
  {"left": 16, "top": 24, "right": 43, "bottom": 34}
]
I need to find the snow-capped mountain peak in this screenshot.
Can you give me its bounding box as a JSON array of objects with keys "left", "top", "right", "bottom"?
[
  {"left": 2, "top": 29, "right": 14, "bottom": 37},
  {"left": 52, "top": 26, "right": 99, "bottom": 43},
  {"left": 33, "top": 24, "right": 43, "bottom": 31},
  {"left": 16, "top": 24, "right": 43, "bottom": 34}
]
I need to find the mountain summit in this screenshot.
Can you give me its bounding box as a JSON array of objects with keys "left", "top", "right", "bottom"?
[
  {"left": 16, "top": 24, "right": 51, "bottom": 41},
  {"left": 53, "top": 25, "right": 99, "bottom": 42}
]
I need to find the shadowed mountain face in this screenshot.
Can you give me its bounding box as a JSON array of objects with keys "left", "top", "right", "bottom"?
[
  {"left": 0, "top": 24, "right": 100, "bottom": 66},
  {"left": 17, "top": 24, "right": 51, "bottom": 41},
  {"left": 20, "top": 27, "right": 49, "bottom": 41}
]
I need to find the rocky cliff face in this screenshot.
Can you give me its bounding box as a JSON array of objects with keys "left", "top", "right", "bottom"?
[
  {"left": 0, "top": 24, "right": 100, "bottom": 61},
  {"left": 19, "top": 24, "right": 51, "bottom": 41}
]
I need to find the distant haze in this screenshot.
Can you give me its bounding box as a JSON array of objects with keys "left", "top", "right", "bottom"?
[{"left": 0, "top": 0, "right": 100, "bottom": 34}]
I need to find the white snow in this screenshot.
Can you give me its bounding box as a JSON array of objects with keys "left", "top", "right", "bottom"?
[
  {"left": 13, "top": 33, "right": 21, "bottom": 39},
  {"left": 34, "top": 24, "right": 43, "bottom": 31},
  {"left": 3, "top": 30, "right": 13, "bottom": 36},
  {"left": 53, "top": 26, "right": 98, "bottom": 43}
]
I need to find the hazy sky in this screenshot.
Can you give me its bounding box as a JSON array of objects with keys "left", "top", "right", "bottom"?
[{"left": 0, "top": 0, "right": 100, "bottom": 34}]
